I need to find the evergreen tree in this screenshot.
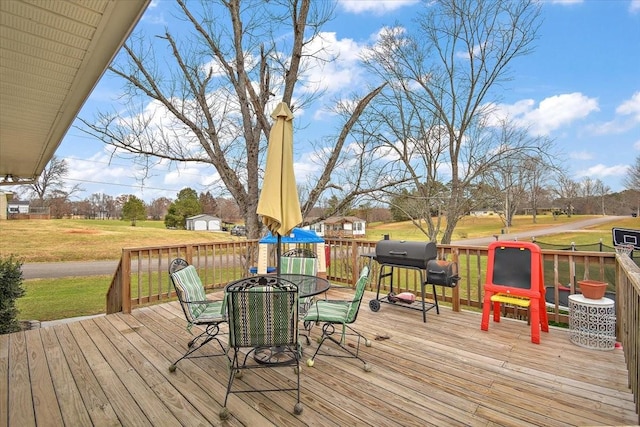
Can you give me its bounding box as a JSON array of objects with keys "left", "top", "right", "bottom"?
[
  {"left": 164, "top": 188, "right": 202, "bottom": 229},
  {"left": 121, "top": 195, "right": 147, "bottom": 226},
  {"left": 199, "top": 191, "right": 219, "bottom": 215},
  {"left": 0, "top": 255, "right": 26, "bottom": 334}
]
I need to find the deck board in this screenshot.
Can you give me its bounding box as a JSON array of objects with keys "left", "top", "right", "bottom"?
[
  {"left": 3, "top": 289, "right": 638, "bottom": 426},
  {"left": 24, "top": 330, "right": 63, "bottom": 427}
]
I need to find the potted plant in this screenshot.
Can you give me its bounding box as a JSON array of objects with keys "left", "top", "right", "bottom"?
[{"left": 578, "top": 280, "right": 607, "bottom": 300}]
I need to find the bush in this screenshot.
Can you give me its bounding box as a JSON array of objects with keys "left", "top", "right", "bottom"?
[{"left": 0, "top": 255, "right": 26, "bottom": 334}]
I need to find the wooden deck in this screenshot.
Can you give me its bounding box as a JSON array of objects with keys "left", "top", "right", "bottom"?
[{"left": 2, "top": 289, "right": 638, "bottom": 427}]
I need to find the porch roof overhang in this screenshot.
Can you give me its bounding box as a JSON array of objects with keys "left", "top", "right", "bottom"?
[{"left": 0, "top": 0, "right": 150, "bottom": 186}]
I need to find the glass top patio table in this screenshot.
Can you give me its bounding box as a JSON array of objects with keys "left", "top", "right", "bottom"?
[{"left": 277, "top": 273, "right": 330, "bottom": 299}]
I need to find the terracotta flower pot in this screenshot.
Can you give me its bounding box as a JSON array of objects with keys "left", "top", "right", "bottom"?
[{"left": 578, "top": 280, "right": 607, "bottom": 300}]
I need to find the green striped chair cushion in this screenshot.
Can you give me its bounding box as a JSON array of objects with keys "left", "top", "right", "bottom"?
[
  {"left": 304, "top": 265, "right": 369, "bottom": 324},
  {"left": 171, "top": 265, "right": 215, "bottom": 322},
  {"left": 280, "top": 256, "right": 318, "bottom": 275},
  {"left": 228, "top": 286, "right": 297, "bottom": 348},
  {"left": 280, "top": 256, "right": 318, "bottom": 314},
  {"left": 196, "top": 300, "right": 226, "bottom": 323},
  {"left": 304, "top": 300, "right": 350, "bottom": 323},
  {"left": 347, "top": 265, "right": 369, "bottom": 321}
]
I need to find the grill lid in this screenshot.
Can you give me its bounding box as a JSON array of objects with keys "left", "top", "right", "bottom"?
[{"left": 375, "top": 240, "right": 437, "bottom": 269}]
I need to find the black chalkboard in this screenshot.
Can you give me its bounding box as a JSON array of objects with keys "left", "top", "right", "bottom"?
[{"left": 491, "top": 246, "right": 532, "bottom": 290}]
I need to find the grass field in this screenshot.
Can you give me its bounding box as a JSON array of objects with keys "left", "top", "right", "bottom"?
[
  {"left": 3, "top": 215, "right": 637, "bottom": 322},
  {"left": 0, "top": 219, "right": 242, "bottom": 263},
  {"left": 3, "top": 215, "right": 637, "bottom": 263},
  {"left": 366, "top": 214, "right": 638, "bottom": 245}
]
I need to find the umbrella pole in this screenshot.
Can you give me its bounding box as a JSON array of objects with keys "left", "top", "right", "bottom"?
[{"left": 276, "top": 234, "right": 282, "bottom": 276}]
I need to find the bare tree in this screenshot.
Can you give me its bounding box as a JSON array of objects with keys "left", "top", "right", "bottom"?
[
  {"left": 148, "top": 197, "right": 172, "bottom": 220},
  {"left": 593, "top": 179, "right": 611, "bottom": 216},
  {"left": 552, "top": 173, "right": 579, "bottom": 217},
  {"left": 360, "top": 0, "right": 543, "bottom": 243},
  {"left": 199, "top": 191, "right": 218, "bottom": 215},
  {"left": 522, "top": 156, "right": 554, "bottom": 223},
  {"left": 77, "top": 0, "right": 398, "bottom": 242},
  {"left": 88, "top": 193, "right": 114, "bottom": 219},
  {"left": 483, "top": 153, "right": 531, "bottom": 232},
  {"left": 25, "top": 156, "right": 82, "bottom": 206},
  {"left": 624, "top": 155, "right": 640, "bottom": 190},
  {"left": 48, "top": 190, "right": 73, "bottom": 219},
  {"left": 579, "top": 177, "right": 597, "bottom": 214},
  {"left": 623, "top": 155, "right": 640, "bottom": 216}
]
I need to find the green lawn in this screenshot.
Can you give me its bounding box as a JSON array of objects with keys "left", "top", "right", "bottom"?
[{"left": 17, "top": 276, "right": 112, "bottom": 321}]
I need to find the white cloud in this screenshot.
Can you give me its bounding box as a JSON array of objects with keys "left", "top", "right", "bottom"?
[
  {"left": 486, "top": 93, "right": 599, "bottom": 135},
  {"left": 338, "top": 0, "right": 419, "bottom": 15},
  {"left": 141, "top": 0, "right": 166, "bottom": 25},
  {"left": 630, "top": 0, "right": 640, "bottom": 13},
  {"left": 587, "top": 92, "right": 640, "bottom": 135},
  {"left": 634, "top": 140, "right": 640, "bottom": 150},
  {"left": 292, "top": 159, "right": 322, "bottom": 182},
  {"left": 570, "top": 151, "right": 593, "bottom": 161},
  {"left": 164, "top": 167, "right": 202, "bottom": 186},
  {"left": 455, "top": 42, "right": 486, "bottom": 61},
  {"left": 301, "top": 32, "right": 366, "bottom": 96},
  {"left": 527, "top": 93, "right": 599, "bottom": 134},
  {"left": 574, "top": 163, "right": 629, "bottom": 179},
  {"left": 616, "top": 91, "right": 640, "bottom": 122}
]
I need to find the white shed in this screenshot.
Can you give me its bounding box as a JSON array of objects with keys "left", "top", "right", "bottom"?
[{"left": 186, "top": 214, "right": 222, "bottom": 231}]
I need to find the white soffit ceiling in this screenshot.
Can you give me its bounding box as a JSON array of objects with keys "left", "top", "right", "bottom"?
[{"left": 0, "top": 0, "right": 149, "bottom": 185}]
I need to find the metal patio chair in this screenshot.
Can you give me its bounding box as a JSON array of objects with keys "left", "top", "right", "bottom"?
[
  {"left": 168, "top": 258, "right": 227, "bottom": 372},
  {"left": 280, "top": 252, "right": 320, "bottom": 344},
  {"left": 282, "top": 247, "right": 316, "bottom": 258},
  {"left": 220, "top": 275, "right": 302, "bottom": 420},
  {"left": 303, "top": 265, "right": 372, "bottom": 371}
]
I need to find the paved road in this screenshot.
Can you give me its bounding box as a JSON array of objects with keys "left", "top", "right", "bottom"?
[
  {"left": 451, "top": 215, "right": 630, "bottom": 246},
  {"left": 21, "top": 215, "right": 631, "bottom": 279},
  {"left": 21, "top": 260, "right": 120, "bottom": 279}
]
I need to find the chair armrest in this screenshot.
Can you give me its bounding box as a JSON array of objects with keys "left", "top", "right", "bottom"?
[
  {"left": 184, "top": 299, "right": 214, "bottom": 304},
  {"left": 324, "top": 298, "right": 356, "bottom": 304}
]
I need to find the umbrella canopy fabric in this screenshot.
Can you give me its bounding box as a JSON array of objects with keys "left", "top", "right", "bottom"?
[{"left": 256, "top": 102, "right": 302, "bottom": 236}]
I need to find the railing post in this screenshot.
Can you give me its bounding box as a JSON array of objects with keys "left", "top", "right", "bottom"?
[
  {"left": 351, "top": 239, "right": 359, "bottom": 285},
  {"left": 121, "top": 249, "right": 132, "bottom": 314},
  {"left": 451, "top": 248, "right": 460, "bottom": 312},
  {"left": 185, "top": 244, "right": 193, "bottom": 265},
  {"left": 106, "top": 260, "right": 122, "bottom": 314}
]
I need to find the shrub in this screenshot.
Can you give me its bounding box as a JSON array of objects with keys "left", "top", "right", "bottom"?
[{"left": 0, "top": 255, "right": 26, "bottom": 334}]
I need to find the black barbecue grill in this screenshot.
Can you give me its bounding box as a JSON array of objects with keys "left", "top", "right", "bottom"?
[{"left": 370, "top": 240, "right": 459, "bottom": 322}]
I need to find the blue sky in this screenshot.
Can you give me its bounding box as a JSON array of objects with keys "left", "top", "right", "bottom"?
[{"left": 53, "top": 0, "right": 640, "bottom": 203}]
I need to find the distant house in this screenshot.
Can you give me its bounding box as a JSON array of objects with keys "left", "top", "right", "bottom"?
[
  {"left": 469, "top": 209, "right": 496, "bottom": 216},
  {"left": 303, "top": 216, "right": 366, "bottom": 238},
  {"left": 521, "top": 207, "right": 562, "bottom": 216},
  {"left": 186, "top": 214, "right": 222, "bottom": 231},
  {"left": 7, "top": 200, "right": 29, "bottom": 215},
  {"left": 2, "top": 196, "right": 50, "bottom": 220}
]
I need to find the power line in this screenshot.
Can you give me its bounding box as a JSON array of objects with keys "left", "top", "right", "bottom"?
[{"left": 66, "top": 178, "right": 182, "bottom": 193}]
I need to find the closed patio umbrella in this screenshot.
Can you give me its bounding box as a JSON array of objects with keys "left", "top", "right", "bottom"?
[{"left": 256, "top": 102, "right": 302, "bottom": 275}]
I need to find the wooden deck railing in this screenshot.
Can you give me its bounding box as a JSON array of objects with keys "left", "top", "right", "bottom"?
[
  {"left": 106, "top": 241, "right": 256, "bottom": 314},
  {"left": 615, "top": 252, "right": 640, "bottom": 418},
  {"left": 106, "top": 238, "right": 638, "bottom": 413}
]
